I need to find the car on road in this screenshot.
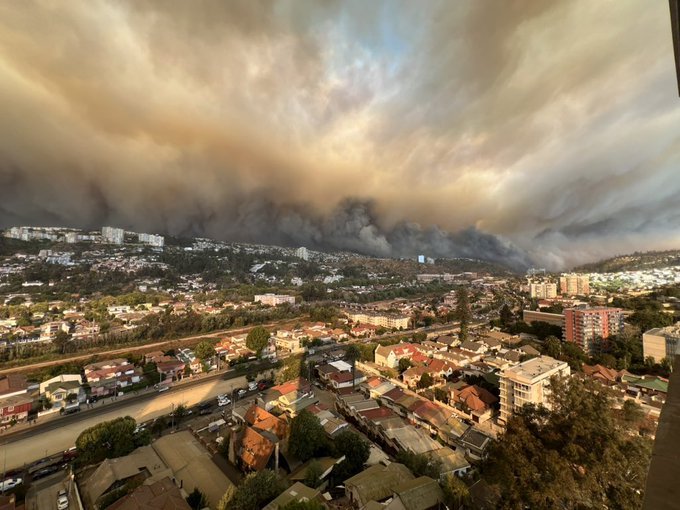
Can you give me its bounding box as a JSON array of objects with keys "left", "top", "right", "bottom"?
[
  {"left": 199, "top": 408, "right": 213, "bottom": 415},
  {"left": 198, "top": 402, "right": 212, "bottom": 410},
  {"left": 32, "top": 465, "right": 60, "bottom": 480},
  {"left": 0, "top": 478, "right": 22, "bottom": 492},
  {"left": 57, "top": 489, "right": 69, "bottom": 510},
  {"left": 157, "top": 386, "right": 169, "bottom": 393}
]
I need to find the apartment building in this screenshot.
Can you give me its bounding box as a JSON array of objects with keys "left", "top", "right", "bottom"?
[
  {"left": 138, "top": 233, "right": 165, "bottom": 248},
  {"left": 522, "top": 310, "right": 564, "bottom": 327},
  {"left": 295, "top": 246, "right": 309, "bottom": 261},
  {"left": 529, "top": 282, "right": 557, "bottom": 299},
  {"left": 254, "top": 294, "right": 296, "bottom": 306},
  {"left": 559, "top": 273, "right": 590, "bottom": 296},
  {"left": 346, "top": 311, "right": 410, "bottom": 330},
  {"left": 101, "top": 226, "right": 124, "bottom": 244},
  {"left": 563, "top": 307, "right": 624, "bottom": 355},
  {"left": 499, "top": 356, "right": 570, "bottom": 424},
  {"left": 643, "top": 323, "right": 680, "bottom": 363}
]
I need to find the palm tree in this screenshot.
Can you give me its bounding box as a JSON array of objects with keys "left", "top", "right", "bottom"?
[{"left": 344, "top": 345, "right": 361, "bottom": 390}]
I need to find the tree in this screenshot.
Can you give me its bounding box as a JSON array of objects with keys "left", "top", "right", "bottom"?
[
  {"left": 345, "top": 344, "right": 361, "bottom": 389},
  {"left": 223, "top": 469, "right": 283, "bottom": 510},
  {"left": 303, "top": 459, "right": 323, "bottom": 488},
  {"left": 53, "top": 330, "right": 71, "bottom": 354},
  {"left": 186, "top": 488, "right": 209, "bottom": 510},
  {"left": 499, "top": 304, "right": 513, "bottom": 328},
  {"left": 194, "top": 340, "right": 216, "bottom": 361},
  {"left": 417, "top": 372, "right": 434, "bottom": 389},
  {"left": 441, "top": 474, "right": 470, "bottom": 510},
  {"left": 628, "top": 308, "right": 674, "bottom": 332},
  {"left": 483, "top": 377, "right": 652, "bottom": 509},
  {"left": 398, "top": 357, "right": 412, "bottom": 373},
  {"left": 172, "top": 404, "right": 187, "bottom": 427},
  {"left": 412, "top": 332, "right": 427, "bottom": 343},
  {"left": 289, "top": 410, "right": 328, "bottom": 462},
  {"left": 217, "top": 486, "right": 237, "bottom": 510},
  {"left": 76, "top": 416, "right": 146, "bottom": 465},
  {"left": 396, "top": 451, "right": 442, "bottom": 479},
  {"left": 333, "top": 430, "right": 370, "bottom": 480},
  {"left": 456, "top": 287, "right": 471, "bottom": 342},
  {"left": 246, "top": 326, "right": 270, "bottom": 355},
  {"left": 151, "top": 417, "right": 167, "bottom": 437},
  {"left": 434, "top": 387, "right": 448, "bottom": 403}
]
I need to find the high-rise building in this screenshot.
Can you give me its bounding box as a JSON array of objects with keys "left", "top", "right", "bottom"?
[
  {"left": 563, "top": 307, "right": 624, "bottom": 355},
  {"left": 642, "top": 323, "right": 680, "bottom": 363},
  {"left": 101, "top": 226, "right": 124, "bottom": 245},
  {"left": 529, "top": 282, "right": 557, "bottom": 299},
  {"left": 499, "top": 356, "right": 570, "bottom": 424},
  {"left": 559, "top": 273, "right": 590, "bottom": 296},
  {"left": 296, "top": 247, "right": 309, "bottom": 261},
  {"left": 254, "top": 294, "right": 296, "bottom": 306},
  {"left": 138, "top": 233, "right": 164, "bottom": 248}
]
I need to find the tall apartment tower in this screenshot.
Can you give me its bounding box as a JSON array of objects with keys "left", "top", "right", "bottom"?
[
  {"left": 296, "top": 247, "right": 309, "bottom": 261},
  {"left": 101, "top": 226, "right": 124, "bottom": 245},
  {"left": 499, "top": 356, "right": 570, "bottom": 424},
  {"left": 642, "top": 323, "right": 680, "bottom": 363},
  {"left": 559, "top": 274, "right": 590, "bottom": 295},
  {"left": 563, "top": 307, "right": 624, "bottom": 355},
  {"left": 529, "top": 282, "right": 557, "bottom": 299}
]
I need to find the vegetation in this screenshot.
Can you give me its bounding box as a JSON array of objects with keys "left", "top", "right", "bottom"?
[
  {"left": 332, "top": 430, "right": 370, "bottom": 482},
  {"left": 186, "top": 488, "right": 209, "bottom": 510},
  {"left": 417, "top": 372, "right": 434, "bottom": 389},
  {"left": 281, "top": 500, "right": 325, "bottom": 510},
  {"left": 194, "top": 340, "right": 216, "bottom": 361},
  {"left": 456, "top": 287, "right": 471, "bottom": 341},
  {"left": 246, "top": 326, "right": 270, "bottom": 355},
  {"left": 288, "top": 410, "right": 329, "bottom": 462},
  {"left": 75, "top": 416, "right": 149, "bottom": 466},
  {"left": 483, "top": 377, "right": 653, "bottom": 509},
  {"left": 395, "top": 451, "right": 442, "bottom": 480},
  {"left": 218, "top": 469, "right": 284, "bottom": 510}
]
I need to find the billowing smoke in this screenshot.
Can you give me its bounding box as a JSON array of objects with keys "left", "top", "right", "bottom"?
[{"left": 0, "top": 0, "right": 679, "bottom": 270}]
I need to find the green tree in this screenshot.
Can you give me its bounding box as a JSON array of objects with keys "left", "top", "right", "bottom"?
[
  {"left": 172, "top": 404, "right": 187, "bottom": 427},
  {"left": 194, "top": 340, "right": 216, "bottom": 361},
  {"left": 223, "top": 469, "right": 283, "bottom": 510},
  {"left": 186, "top": 488, "right": 209, "bottom": 510},
  {"left": 303, "top": 459, "right": 323, "bottom": 488},
  {"left": 398, "top": 357, "right": 412, "bottom": 373},
  {"left": 246, "top": 326, "right": 270, "bottom": 355},
  {"left": 456, "top": 287, "right": 471, "bottom": 342},
  {"left": 289, "top": 410, "right": 328, "bottom": 462},
  {"left": 345, "top": 344, "right": 361, "bottom": 389},
  {"left": 434, "top": 387, "right": 448, "bottom": 403},
  {"left": 217, "top": 486, "right": 237, "bottom": 510},
  {"left": 417, "top": 372, "right": 434, "bottom": 389},
  {"left": 76, "top": 416, "right": 146, "bottom": 465},
  {"left": 412, "top": 332, "right": 427, "bottom": 343},
  {"left": 333, "top": 430, "right": 370, "bottom": 480},
  {"left": 483, "top": 377, "right": 652, "bottom": 509},
  {"left": 628, "top": 308, "right": 674, "bottom": 332},
  {"left": 441, "top": 474, "right": 470, "bottom": 510},
  {"left": 499, "top": 303, "right": 513, "bottom": 328},
  {"left": 53, "top": 330, "right": 71, "bottom": 354},
  {"left": 396, "top": 451, "right": 442, "bottom": 479}
]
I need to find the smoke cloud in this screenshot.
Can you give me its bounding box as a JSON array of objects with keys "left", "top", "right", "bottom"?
[{"left": 0, "top": 1, "right": 679, "bottom": 270}]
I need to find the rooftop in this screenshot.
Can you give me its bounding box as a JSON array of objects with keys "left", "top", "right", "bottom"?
[{"left": 503, "top": 355, "right": 569, "bottom": 382}]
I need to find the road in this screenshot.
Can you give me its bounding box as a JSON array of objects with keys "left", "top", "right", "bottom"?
[
  {"left": 0, "top": 319, "right": 299, "bottom": 375},
  {"left": 0, "top": 373, "right": 250, "bottom": 472}
]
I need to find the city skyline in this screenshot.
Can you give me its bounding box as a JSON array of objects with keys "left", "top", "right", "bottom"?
[{"left": 1, "top": 1, "right": 679, "bottom": 270}]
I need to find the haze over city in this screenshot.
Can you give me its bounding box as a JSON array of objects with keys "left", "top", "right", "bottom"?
[{"left": 0, "top": 0, "right": 679, "bottom": 270}]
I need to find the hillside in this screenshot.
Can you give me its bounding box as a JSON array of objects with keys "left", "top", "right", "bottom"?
[{"left": 574, "top": 250, "right": 680, "bottom": 273}]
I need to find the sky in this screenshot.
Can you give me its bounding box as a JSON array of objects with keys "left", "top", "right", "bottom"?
[{"left": 0, "top": 0, "right": 679, "bottom": 270}]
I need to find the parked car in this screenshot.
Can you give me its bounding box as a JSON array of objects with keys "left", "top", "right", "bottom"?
[
  {"left": 248, "top": 381, "right": 258, "bottom": 391},
  {"left": 199, "top": 408, "right": 212, "bottom": 415},
  {"left": 217, "top": 398, "right": 230, "bottom": 407},
  {"left": 57, "top": 489, "right": 69, "bottom": 510},
  {"left": 157, "top": 386, "right": 169, "bottom": 393},
  {"left": 32, "top": 465, "right": 60, "bottom": 480},
  {"left": 0, "top": 478, "right": 22, "bottom": 491},
  {"left": 198, "top": 402, "right": 212, "bottom": 410},
  {"left": 237, "top": 389, "right": 247, "bottom": 398}
]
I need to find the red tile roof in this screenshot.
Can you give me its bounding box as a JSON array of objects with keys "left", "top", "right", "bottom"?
[
  {"left": 244, "top": 405, "right": 287, "bottom": 439},
  {"left": 240, "top": 427, "right": 275, "bottom": 471}
]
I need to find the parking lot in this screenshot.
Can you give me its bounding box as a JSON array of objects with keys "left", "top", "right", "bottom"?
[{"left": 25, "top": 471, "right": 73, "bottom": 510}]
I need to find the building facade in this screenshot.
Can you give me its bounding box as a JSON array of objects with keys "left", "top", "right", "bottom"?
[
  {"left": 499, "top": 356, "right": 570, "bottom": 424},
  {"left": 529, "top": 282, "right": 558, "bottom": 299},
  {"left": 254, "top": 294, "right": 296, "bottom": 306},
  {"left": 138, "top": 233, "right": 165, "bottom": 248},
  {"left": 643, "top": 323, "right": 680, "bottom": 363},
  {"left": 563, "top": 307, "right": 624, "bottom": 355},
  {"left": 295, "top": 247, "right": 309, "bottom": 261},
  {"left": 101, "top": 226, "right": 124, "bottom": 244},
  {"left": 347, "top": 311, "right": 410, "bottom": 330},
  {"left": 559, "top": 274, "right": 590, "bottom": 296},
  {"left": 522, "top": 310, "right": 565, "bottom": 327}
]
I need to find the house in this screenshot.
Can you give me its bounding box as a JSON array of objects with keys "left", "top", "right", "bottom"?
[
  {"left": 328, "top": 370, "right": 367, "bottom": 390},
  {"left": 107, "top": 477, "right": 190, "bottom": 510},
  {"left": 0, "top": 394, "right": 32, "bottom": 426},
  {"left": 426, "top": 447, "right": 471, "bottom": 478},
  {"left": 459, "top": 340, "right": 487, "bottom": 355},
  {"left": 345, "top": 463, "right": 414, "bottom": 508},
  {"left": 582, "top": 364, "right": 626, "bottom": 386},
  {"left": 383, "top": 476, "right": 445, "bottom": 510},
  {"left": 258, "top": 378, "right": 316, "bottom": 415},
  {"left": 40, "top": 374, "right": 85, "bottom": 409},
  {"left": 375, "top": 343, "right": 420, "bottom": 368},
  {"left": 0, "top": 374, "right": 28, "bottom": 400},
  {"left": 456, "top": 428, "right": 493, "bottom": 460},
  {"left": 156, "top": 359, "right": 186, "bottom": 381},
  {"left": 262, "top": 482, "right": 322, "bottom": 510},
  {"left": 306, "top": 404, "right": 349, "bottom": 437},
  {"left": 452, "top": 385, "right": 498, "bottom": 423},
  {"left": 39, "top": 321, "right": 70, "bottom": 341},
  {"left": 274, "top": 330, "right": 304, "bottom": 354},
  {"left": 85, "top": 359, "right": 142, "bottom": 395},
  {"left": 402, "top": 366, "right": 432, "bottom": 388},
  {"left": 233, "top": 406, "right": 287, "bottom": 473}
]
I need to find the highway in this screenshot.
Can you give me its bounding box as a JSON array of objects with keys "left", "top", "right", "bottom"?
[{"left": 0, "top": 370, "right": 253, "bottom": 472}]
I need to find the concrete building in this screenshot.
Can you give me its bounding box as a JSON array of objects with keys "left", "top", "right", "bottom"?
[
  {"left": 295, "top": 246, "right": 309, "bottom": 261},
  {"left": 529, "top": 282, "right": 557, "bottom": 299},
  {"left": 522, "top": 309, "right": 565, "bottom": 327},
  {"left": 499, "top": 356, "right": 570, "bottom": 424},
  {"left": 101, "top": 226, "right": 124, "bottom": 244},
  {"left": 643, "top": 323, "right": 680, "bottom": 363},
  {"left": 138, "top": 233, "right": 165, "bottom": 248},
  {"left": 563, "top": 307, "right": 624, "bottom": 355},
  {"left": 559, "top": 273, "right": 590, "bottom": 296},
  {"left": 347, "top": 311, "right": 410, "bottom": 330},
  {"left": 254, "top": 293, "right": 296, "bottom": 306}
]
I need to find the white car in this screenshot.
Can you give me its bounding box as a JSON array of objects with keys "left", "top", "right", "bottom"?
[
  {"left": 57, "top": 489, "right": 69, "bottom": 510},
  {"left": 237, "top": 389, "right": 247, "bottom": 398},
  {"left": 217, "top": 398, "right": 231, "bottom": 407},
  {"left": 0, "top": 478, "right": 22, "bottom": 491}
]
